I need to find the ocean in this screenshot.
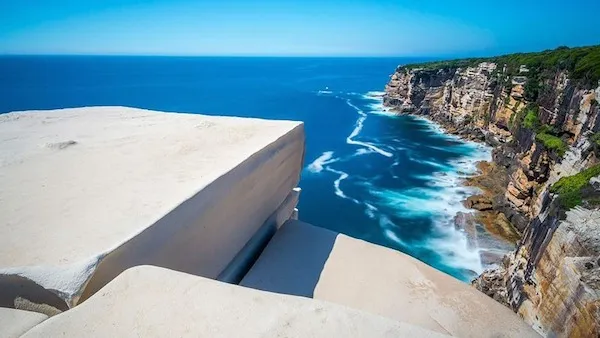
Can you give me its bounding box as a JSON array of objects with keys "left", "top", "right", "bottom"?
[{"left": 0, "top": 56, "right": 508, "bottom": 281}]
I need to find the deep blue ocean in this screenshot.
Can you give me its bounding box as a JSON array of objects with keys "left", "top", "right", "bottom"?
[{"left": 0, "top": 56, "right": 511, "bottom": 281}]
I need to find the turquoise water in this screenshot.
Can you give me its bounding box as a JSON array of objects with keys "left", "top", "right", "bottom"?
[{"left": 0, "top": 56, "right": 499, "bottom": 281}]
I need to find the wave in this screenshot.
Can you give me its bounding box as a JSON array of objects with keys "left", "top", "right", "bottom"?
[
  {"left": 363, "top": 91, "right": 386, "bottom": 99},
  {"left": 308, "top": 90, "right": 497, "bottom": 280},
  {"left": 367, "top": 129, "right": 492, "bottom": 277},
  {"left": 425, "top": 223, "right": 483, "bottom": 275},
  {"left": 362, "top": 94, "right": 398, "bottom": 118}
]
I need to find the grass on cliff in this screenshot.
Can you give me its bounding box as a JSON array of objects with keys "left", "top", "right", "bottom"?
[
  {"left": 404, "top": 45, "right": 600, "bottom": 87},
  {"left": 522, "top": 109, "right": 540, "bottom": 130},
  {"left": 518, "top": 105, "right": 567, "bottom": 156},
  {"left": 536, "top": 132, "right": 567, "bottom": 157},
  {"left": 550, "top": 164, "right": 600, "bottom": 208}
]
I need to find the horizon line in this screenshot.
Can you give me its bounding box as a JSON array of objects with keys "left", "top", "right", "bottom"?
[
  {"left": 0, "top": 53, "right": 445, "bottom": 59},
  {"left": 3, "top": 43, "right": 597, "bottom": 59}
]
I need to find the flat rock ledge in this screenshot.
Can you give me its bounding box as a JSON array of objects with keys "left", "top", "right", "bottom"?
[
  {"left": 0, "top": 107, "right": 304, "bottom": 310},
  {"left": 21, "top": 265, "right": 450, "bottom": 338}
]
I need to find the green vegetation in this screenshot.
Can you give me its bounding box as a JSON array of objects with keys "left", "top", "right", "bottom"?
[
  {"left": 536, "top": 132, "right": 567, "bottom": 157},
  {"left": 591, "top": 132, "right": 600, "bottom": 146},
  {"left": 404, "top": 45, "right": 600, "bottom": 88},
  {"left": 516, "top": 104, "right": 566, "bottom": 156},
  {"left": 550, "top": 164, "right": 600, "bottom": 208},
  {"left": 523, "top": 73, "right": 541, "bottom": 101},
  {"left": 522, "top": 109, "right": 540, "bottom": 129}
]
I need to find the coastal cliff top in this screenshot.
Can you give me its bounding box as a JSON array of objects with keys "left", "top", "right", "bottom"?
[
  {"left": 0, "top": 106, "right": 303, "bottom": 268},
  {"left": 401, "top": 45, "right": 600, "bottom": 86}
]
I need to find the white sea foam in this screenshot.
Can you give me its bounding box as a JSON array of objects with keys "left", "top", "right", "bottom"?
[
  {"left": 343, "top": 98, "right": 393, "bottom": 157},
  {"left": 315, "top": 90, "right": 497, "bottom": 278},
  {"left": 372, "top": 211, "right": 409, "bottom": 247},
  {"left": 361, "top": 93, "right": 397, "bottom": 118},
  {"left": 362, "top": 90, "right": 494, "bottom": 276},
  {"left": 363, "top": 91, "right": 386, "bottom": 99},
  {"left": 355, "top": 148, "right": 373, "bottom": 156},
  {"left": 412, "top": 158, "right": 452, "bottom": 170},
  {"left": 383, "top": 228, "right": 408, "bottom": 247},
  {"left": 307, "top": 151, "right": 336, "bottom": 173},
  {"left": 369, "top": 126, "right": 492, "bottom": 276},
  {"left": 364, "top": 202, "right": 378, "bottom": 219},
  {"left": 426, "top": 222, "right": 483, "bottom": 274},
  {"left": 326, "top": 167, "right": 359, "bottom": 204}
]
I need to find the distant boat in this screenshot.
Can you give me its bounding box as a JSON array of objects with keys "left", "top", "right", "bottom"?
[{"left": 318, "top": 86, "right": 332, "bottom": 95}]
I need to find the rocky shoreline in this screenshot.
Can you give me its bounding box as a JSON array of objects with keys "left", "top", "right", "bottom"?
[
  {"left": 383, "top": 45, "right": 600, "bottom": 337},
  {"left": 389, "top": 108, "right": 521, "bottom": 247}
]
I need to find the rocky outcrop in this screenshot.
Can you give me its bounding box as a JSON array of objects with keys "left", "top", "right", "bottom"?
[
  {"left": 0, "top": 107, "right": 304, "bottom": 310},
  {"left": 384, "top": 46, "right": 600, "bottom": 337}
]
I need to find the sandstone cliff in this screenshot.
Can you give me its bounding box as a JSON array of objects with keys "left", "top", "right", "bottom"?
[{"left": 384, "top": 45, "right": 600, "bottom": 337}]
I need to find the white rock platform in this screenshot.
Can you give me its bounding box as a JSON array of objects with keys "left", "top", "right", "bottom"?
[
  {"left": 241, "top": 220, "right": 540, "bottom": 338},
  {"left": 21, "top": 266, "right": 449, "bottom": 338},
  {"left": 0, "top": 308, "right": 47, "bottom": 338},
  {"left": 0, "top": 107, "right": 304, "bottom": 310}
]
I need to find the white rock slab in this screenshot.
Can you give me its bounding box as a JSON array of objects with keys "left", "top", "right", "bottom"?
[
  {"left": 241, "top": 220, "right": 540, "bottom": 338},
  {"left": 0, "top": 308, "right": 47, "bottom": 338},
  {"left": 0, "top": 107, "right": 304, "bottom": 308},
  {"left": 21, "top": 266, "right": 448, "bottom": 338}
]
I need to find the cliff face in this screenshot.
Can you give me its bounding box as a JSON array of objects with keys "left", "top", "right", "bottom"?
[{"left": 384, "top": 46, "right": 600, "bottom": 337}]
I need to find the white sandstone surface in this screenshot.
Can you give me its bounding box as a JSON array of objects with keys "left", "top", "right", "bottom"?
[
  {"left": 21, "top": 266, "right": 448, "bottom": 338},
  {"left": 241, "top": 220, "right": 540, "bottom": 338},
  {"left": 0, "top": 107, "right": 304, "bottom": 307},
  {"left": 0, "top": 308, "right": 47, "bottom": 338}
]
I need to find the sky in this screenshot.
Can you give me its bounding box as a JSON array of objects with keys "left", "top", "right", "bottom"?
[{"left": 1, "top": 0, "right": 599, "bottom": 57}]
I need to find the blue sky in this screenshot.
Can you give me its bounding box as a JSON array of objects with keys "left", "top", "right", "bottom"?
[{"left": 1, "top": 0, "right": 599, "bottom": 56}]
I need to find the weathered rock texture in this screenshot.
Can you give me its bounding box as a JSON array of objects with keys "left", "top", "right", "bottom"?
[
  {"left": 22, "top": 266, "right": 452, "bottom": 338},
  {"left": 0, "top": 107, "right": 304, "bottom": 311},
  {"left": 241, "top": 220, "right": 538, "bottom": 337},
  {"left": 384, "top": 46, "right": 600, "bottom": 337}
]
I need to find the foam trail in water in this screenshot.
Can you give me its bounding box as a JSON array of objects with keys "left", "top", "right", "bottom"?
[
  {"left": 343, "top": 98, "right": 393, "bottom": 157},
  {"left": 364, "top": 203, "right": 378, "bottom": 219},
  {"left": 315, "top": 90, "right": 498, "bottom": 278},
  {"left": 307, "top": 151, "right": 337, "bottom": 173},
  {"left": 377, "top": 212, "right": 409, "bottom": 248},
  {"left": 325, "top": 167, "right": 359, "bottom": 204},
  {"left": 355, "top": 148, "right": 373, "bottom": 156}
]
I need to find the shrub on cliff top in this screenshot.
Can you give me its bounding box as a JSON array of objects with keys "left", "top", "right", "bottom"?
[
  {"left": 536, "top": 132, "right": 567, "bottom": 157},
  {"left": 404, "top": 45, "right": 600, "bottom": 87},
  {"left": 550, "top": 164, "right": 600, "bottom": 209}
]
